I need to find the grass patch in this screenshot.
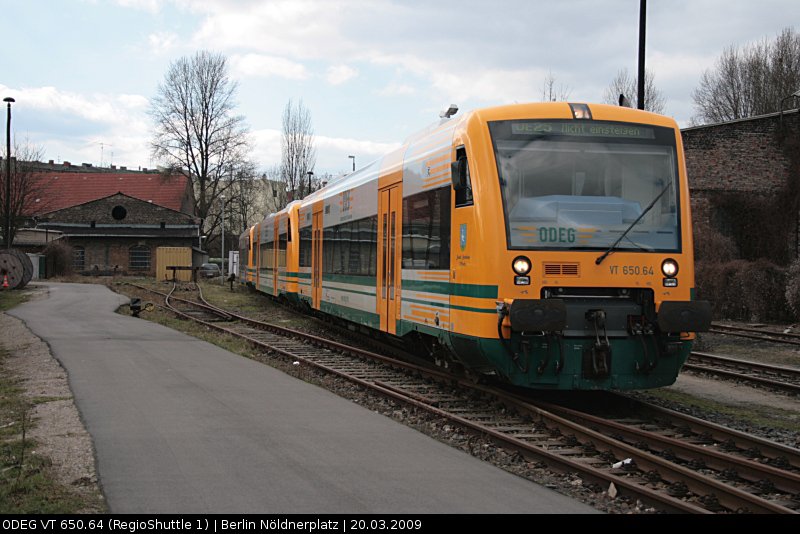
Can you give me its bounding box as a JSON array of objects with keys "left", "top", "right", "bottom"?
[
  {"left": 646, "top": 387, "right": 800, "bottom": 433},
  {"left": 114, "top": 294, "right": 261, "bottom": 361},
  {"left": 0, "top": 349, "right": 94, "bottom": 513},
  {"left": 0, "top": 288, "right": 33, "bottom": 312},
  {"left": 196, "top": 280, "right": 272, "bottom": 314}
]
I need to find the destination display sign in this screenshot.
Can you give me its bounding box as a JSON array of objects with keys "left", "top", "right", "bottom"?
[{"left": 511, "top": 121, "right": 656, "bottom": 140}]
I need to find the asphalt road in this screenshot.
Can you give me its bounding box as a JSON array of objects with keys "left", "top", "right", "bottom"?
[{"left": 10, "top": 282, "right": 598, "bottom": 514}]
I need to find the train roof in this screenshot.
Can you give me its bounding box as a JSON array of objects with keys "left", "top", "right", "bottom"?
[{"left": 278, "top": 101, "right": 680, "bottom": 217}]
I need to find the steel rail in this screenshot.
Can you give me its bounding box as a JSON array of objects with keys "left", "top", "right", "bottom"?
[
  {"left": 686, "top": 352, "right": 800, "bottom": 395},
  {"left": 531, "top": 398, "right": 800, "bottom": 495},
  {"left": 709, "top": 323, "right": 800, "bottom": 346}
]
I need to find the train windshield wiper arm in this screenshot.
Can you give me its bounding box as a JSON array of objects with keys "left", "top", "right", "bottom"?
[{"left": 595, "top": 181, "right": 672, "bottom": 265}]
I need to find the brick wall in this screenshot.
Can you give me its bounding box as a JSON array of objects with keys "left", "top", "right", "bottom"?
[
  {"left": 682, "top": 110, "right": 800, "bottom": 260},
  {"left": 69, "top": 237, "right": 195, "bottom": 276}
]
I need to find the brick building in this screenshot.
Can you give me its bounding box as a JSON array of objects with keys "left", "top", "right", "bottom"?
[
  {"left": 682, "top": 108, "right": 800, "bottom": 263},
  {"left": 39, "top": 192, "right": 199, "bottom": 275},
  {"left": 26, "top": 163, "right": 201, "bottom": 276}
]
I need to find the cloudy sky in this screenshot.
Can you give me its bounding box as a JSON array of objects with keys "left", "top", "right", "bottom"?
[{"left": 2, "top": 0, "right": 797, "bottom": 175}]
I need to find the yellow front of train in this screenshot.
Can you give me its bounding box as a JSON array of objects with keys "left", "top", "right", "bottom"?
[{"left": 447, "top": 102, "right": 711, "bottom": 390}]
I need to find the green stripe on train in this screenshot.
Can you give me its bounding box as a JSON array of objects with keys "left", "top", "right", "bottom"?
[
  {"left": 320, "top": 301, "right": 380, "bottom": 329},
  {"left": 403, "top": 296, "right": 496, "bottom": 314},
  {"left": 402, "top": 280, "right": 498, "bottom": 299},
  {"left": 322, "top": 273, "right": 378, "bottom": 286}
]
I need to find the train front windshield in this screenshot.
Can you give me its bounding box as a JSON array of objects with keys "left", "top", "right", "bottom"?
[{"left": 490, "top": 120, "right": 680, "bottom": 252}]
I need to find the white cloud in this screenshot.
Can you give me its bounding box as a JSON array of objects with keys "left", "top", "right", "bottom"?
[
  {"left": 148, "top": 32, "right": 178, "bottom": 55},
  {"left": 370, "top": 53, "right": 547, "bottom": 105},
  {"left": 251, "top": 128, "right": 283, "bottom": 166},
  {"left": 115, "top": 0, "right": 162, "bottom": 14},
  {"left": 191, "top": 0, "right": 356, "bottom": 59},
  {"left": 1, "top": 84, "right": 152, "bottom": 168},
  {"left": 378, "top": 83, "right": 416, "bottom": 97},
  {"left": 230, "top": 54, "right": 311, "bottom": 81},
  {"left": 250, "top": 127, "right": 401, "bottom": 174},
  {"left": 326, "top": 65, "right": 358, "bottom": 86},
  {"left": 13, "top": 86, "right": 148, "bottom": 125},
  {"left": 316, "top": 134, "right": 400, "bottom": 157}
]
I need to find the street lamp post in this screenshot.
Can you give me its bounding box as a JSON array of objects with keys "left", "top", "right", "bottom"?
[
  {"left": 220, "top": 195, "right": 226, "bottom": 284},
  {"left": 4, "top": 97, "right": 15, "bottom": 249},
  {"left": 306, "top": 171, "right": 314, "bottom": 197},
  {"left": 779, "top": 89, "right": 800, "bottom": 128},
  {"left": 348, "top": 155, "right": 355, "bottom": 172}
]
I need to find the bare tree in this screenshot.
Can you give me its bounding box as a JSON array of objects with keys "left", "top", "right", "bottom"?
[
  {"left": 540, "top": 70, "right": 571, "bottom": 102},
  {"left": 280, "top": 99, "right": 316, "bottom": 205},
  {"left": 149, "top": 50, "right": 252, "bottom": 250},
  {"left": 692, "top": 28, "right": 800, "bottom": 124},
  {"left": 258, "top": 165, "right": 285, "bottom": 213},
  {"left": 602, "top": 68, "right": 667, "bottom": 114},
  {"left": 228, "top": 162, "right": 261, "bottom": 236},
  {"left": 1, "top": 139, "right": 48, "bottom": 247}
]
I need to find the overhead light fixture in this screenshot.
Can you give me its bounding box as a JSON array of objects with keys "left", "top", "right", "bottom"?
[
  {"left": 569, "top": 103, "right": 592, "bottom": 120},
  {"left": 440, "top": 104, "right": 459, "bottom": 119}
]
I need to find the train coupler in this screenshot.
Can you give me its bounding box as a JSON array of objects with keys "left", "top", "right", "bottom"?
[{"left": 584, "top": 309, "right": 612, "bottom": 378}]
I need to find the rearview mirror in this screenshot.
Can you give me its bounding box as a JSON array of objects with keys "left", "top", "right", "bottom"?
[{"left": 451, "top": 157, "right": 469, "bottom": 191}]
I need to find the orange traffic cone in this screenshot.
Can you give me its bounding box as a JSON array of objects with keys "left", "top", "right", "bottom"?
[{"left": 2, "top": 274, "right": 8, "bottom": 289}]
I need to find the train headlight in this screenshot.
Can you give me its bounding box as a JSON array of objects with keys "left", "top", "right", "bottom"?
[
  {"left": 661, "top": 259, "right": 679, "bottom": 277},
  {"left": 512, "top": 256, "right": 532, "bottom": 276}
]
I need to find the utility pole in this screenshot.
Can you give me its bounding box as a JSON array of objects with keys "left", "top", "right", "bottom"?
[
  {"left": 637, "top": 0, "right": 647, "bottom": 110},
  {"left": 220, "top": 195, "right": 226, "bottom": 284},
  {"left": 4, "top": 97, "right": 15, "bottom": 249}
]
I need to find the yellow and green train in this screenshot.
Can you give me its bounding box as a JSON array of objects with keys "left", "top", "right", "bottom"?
[{"left": 239, "top": 102, "right": 711, "bottom": 390}]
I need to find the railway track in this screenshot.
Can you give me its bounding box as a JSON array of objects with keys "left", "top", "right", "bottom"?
[
  {"left": 121, "top": 282, "right": 800, "bottom": 514},
  {"left": 709, "top": 323, "right": 800, "bottom": 346},
  {"left": 685, "top": 352, "right": 800, "bottom": 395}
]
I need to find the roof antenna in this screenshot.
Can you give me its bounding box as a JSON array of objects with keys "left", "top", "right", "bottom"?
[
  {"left": 619, "top": 94, "right": 632, "bottom": 108},
  {"left": 440, "top": 104, "right": 458, "bottom": 119}
]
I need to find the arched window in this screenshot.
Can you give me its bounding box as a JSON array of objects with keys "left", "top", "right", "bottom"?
[
  {"left": 129, "top": 245, "right": 151, "bottom": 271},
  {"left": 73, "top": 246, "right": 85, "bottom": 271}
]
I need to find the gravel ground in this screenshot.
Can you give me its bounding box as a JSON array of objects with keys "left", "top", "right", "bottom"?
[
  {"left": 0, "top": 286, "right": 106, "bottom": 513},
  {"left": 3, "top": 281, "right": 799, "bottom": 514}
]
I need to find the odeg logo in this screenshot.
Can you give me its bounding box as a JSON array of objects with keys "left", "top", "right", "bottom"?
[{"left": 3, "top": 520, "right": 39, "bottom": 529}]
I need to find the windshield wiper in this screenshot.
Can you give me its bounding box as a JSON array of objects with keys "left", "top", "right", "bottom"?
[{"left": 595, "top": 181, "right": 672, "bottom": 265}]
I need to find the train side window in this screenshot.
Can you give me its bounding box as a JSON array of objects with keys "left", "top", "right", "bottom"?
[
  {"left": 322, "top": 216, "right": 379, "bottom": 277},
  {"left": 402, "top": 187, "right": 451, "bottom": 270},
  {"left": 453, "top": 146, "right": 473, "bottom": 207},
  {"left": 299, "top": 226, "right": 312, "bottom": 267}
]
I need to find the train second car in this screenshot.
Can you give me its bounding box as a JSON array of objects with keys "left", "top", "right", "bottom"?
[{"left": 241, "top": 102, "right": 711, "bottom": 391}]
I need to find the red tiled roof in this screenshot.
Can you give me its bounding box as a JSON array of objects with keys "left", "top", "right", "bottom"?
[{"left": 28, "top": 172, "right": 194, "bottom": 215}]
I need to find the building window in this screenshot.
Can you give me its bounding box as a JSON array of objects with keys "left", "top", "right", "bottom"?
[
  {"left": 129, "top": 246, "right": 151, "bottom": 271},
  {"left": 73, "top": 246, "right": 85, "bottom": 271},
  {"left": 112, "top": 205, "right": 127, "bottom": 220}
]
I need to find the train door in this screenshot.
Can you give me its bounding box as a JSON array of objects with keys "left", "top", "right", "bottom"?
[
  {"left": 253, "top": 227, "right": 260, "bottom": 287},
  {"left": 378, "top": 184, "right": 402, "bottom": 334},
  {"left": 273, "top": 219, "right": 280, "bottom": 296},
  {"left": 311, "top": 209, "right": 323, "bottom": 309}
]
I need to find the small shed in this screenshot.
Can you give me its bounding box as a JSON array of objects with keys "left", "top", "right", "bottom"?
[{"left": 156, "top": 247, "right": 193, "bottom": 282}]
